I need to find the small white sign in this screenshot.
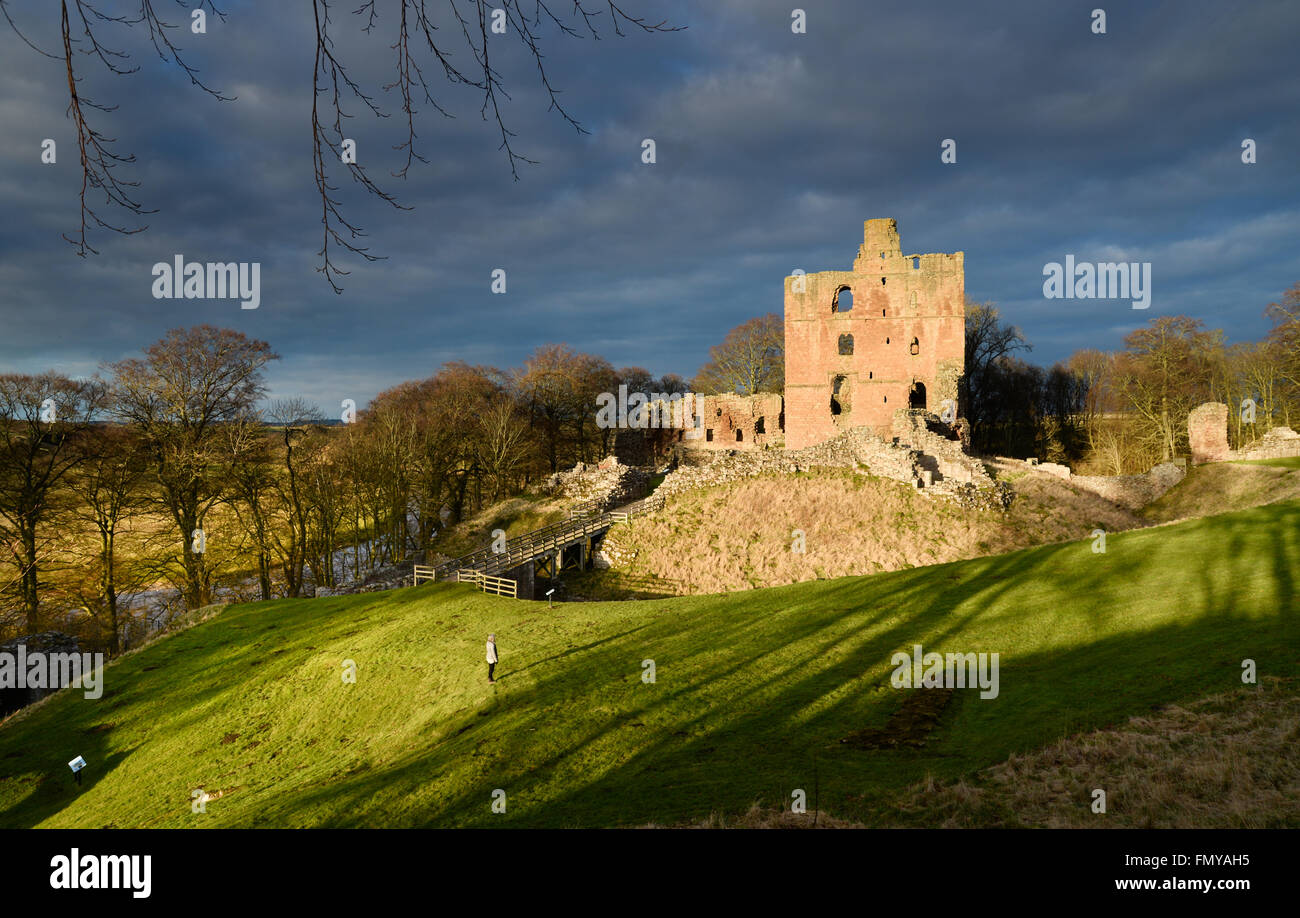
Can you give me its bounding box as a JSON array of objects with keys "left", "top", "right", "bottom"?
[{"left": 68, "top": 755, "right": 87, "bottom": 772}]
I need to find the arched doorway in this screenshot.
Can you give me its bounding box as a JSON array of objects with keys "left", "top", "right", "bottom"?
[{"left": 909, "top": 381, "right": 927, "bottom": 409}]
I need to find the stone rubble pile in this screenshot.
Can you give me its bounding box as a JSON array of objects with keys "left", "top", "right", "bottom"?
[
  {"left": 996, "top": 455, "right": 1186, "bottom": 510},
  {"left": 656, "top": 410, "right": 1011, "bottom": 510},
  {"left": 543, "top": 456, "right": 651, "bottom": 509}
]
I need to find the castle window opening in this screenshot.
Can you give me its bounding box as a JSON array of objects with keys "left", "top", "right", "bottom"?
[
  {"left": 756, "top": 417, "right": 766, "bottom": 434},
  {"left": 781, "top": 219, "right": 966, "bottom": 450},
  {"left": 910, "top": 381, "right": 927, "bottom": 409},
  {"left": 706, "top": 429, "right": 714, "bottom": 442},
  {"left": 830, "top": 375, "right": 846, "bottom": 416},
  {"left": 736, "top": 430, "right": 743, "bottom": 442}
]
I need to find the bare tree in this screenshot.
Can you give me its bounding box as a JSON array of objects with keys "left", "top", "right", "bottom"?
[
  {"left": 692, "top": 313, "right": 785, "bottom": 396},
  {"left": 109, "top": 326, "right": 278, "bottom": 609},
  {"left": 65, "top": 424, "right": 149, "bottom": 652},
  {"left": 517, "top": 344, "right": 585, "bottom": 473},
  {"left": 266, "top": 398, "right": 324, "bottom": 596},
  {"left": 476, "top": 394, "right": 529, "bottom": 503},
  {"left": 1266, "top": 282, "right": 1300, "bottom": 425},
  {"left": 223, "top": 409, "right": 278, "bottom": 601},
  {"left": 961, "top": 300, "right": 1030, "bottom": 433},
  {"left": 0, "top": 372, "right": 105, "bottom": 631},
  {"left": 1113, "top": 316, "right": 1219, "bottom": 462}
]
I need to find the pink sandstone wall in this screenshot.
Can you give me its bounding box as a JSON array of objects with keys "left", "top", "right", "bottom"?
[{"left": 783, "top": 219, "right": 965, "bottom": 450}]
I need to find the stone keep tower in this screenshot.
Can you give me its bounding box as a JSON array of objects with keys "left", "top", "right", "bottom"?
[{"left": 783, "top": 219, "right": 965, "bottom": 449}]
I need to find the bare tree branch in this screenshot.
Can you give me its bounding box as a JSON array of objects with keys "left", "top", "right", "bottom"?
[{"left": 8, "top": 1, "right": 683, "bottom": 285}]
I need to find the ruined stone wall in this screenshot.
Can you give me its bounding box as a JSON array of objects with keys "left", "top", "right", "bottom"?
[
  {"left": 890, "top": 409, "right": 983, "bottom": 484},
  {"left": 680, "top": 392, "right": 784, "bottom": 450},
  {"left": 543, "top": 456, "right": 650, "bottom": 507},
  {"left": 1188, "top": 401, "right": 1300, "bottom": 464},
  {"left": 1234, "top": 426, "right": 1300, "bottom": 461},
  {"left": 1071, "top": 463, "right": 1186, "bottom": 510},
  {"left": 664, "top": 421, "right": 1007, "bottom": 509},
  {"left": 784, "top": 219, "right": 965, "bottom": 450},
  {"left": 997, "top": 455, "right": 1186, "bottom": 509},
  {"left": 1188, "top": 402, "right": 1231, "bottom": 463}
]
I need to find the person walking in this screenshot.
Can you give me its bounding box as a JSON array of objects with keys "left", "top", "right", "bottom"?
[{"left": 486, "top": 633, "right": 498, "bottom": 683}]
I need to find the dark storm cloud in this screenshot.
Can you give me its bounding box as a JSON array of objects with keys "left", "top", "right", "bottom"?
[{"left": 1, "top": 0, "right": 1296, "bottom": 410}]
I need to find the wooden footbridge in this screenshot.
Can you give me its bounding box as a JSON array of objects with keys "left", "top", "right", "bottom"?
[{"left": 412, "top": 492, "right": 665, "bottom": 600}]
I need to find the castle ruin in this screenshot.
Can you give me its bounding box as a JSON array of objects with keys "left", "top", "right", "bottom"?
[{"left": 782, "top": 219, "right": 965, "bottom": 449}]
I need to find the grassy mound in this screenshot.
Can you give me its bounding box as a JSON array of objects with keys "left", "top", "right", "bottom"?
[
  {"left": 1141, "top": 460, "right": 1300, "bottom": 524},
  {"left": 2, "top": 499, "right": 1297, "bottom": 828},
  {"left": 430, "top": 494, "right": 570, "bottom": 559},
  {"left": 569, "top": 467, "right": 1144, "bottom": 597}
]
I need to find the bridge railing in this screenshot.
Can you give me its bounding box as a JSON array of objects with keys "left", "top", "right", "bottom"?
[
  {"left": 454, "top": 568, "right": 519, "bottom": 599},
  {"left": 429, "top": 489, "right": 668, "bottom": 583},
  {"left": 569, "top": 496, "right": 605, "bottom": 519}
]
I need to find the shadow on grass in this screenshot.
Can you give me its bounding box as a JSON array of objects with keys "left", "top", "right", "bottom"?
[
  {"left": 250, "top": 502, "right": 1300, "bottom": 827},
  {"left": 3, "top": 503, "right": 1297, "bottom": 828}
]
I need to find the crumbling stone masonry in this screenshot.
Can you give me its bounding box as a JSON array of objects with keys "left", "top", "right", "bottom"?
[
  {"left": 783, "top": 218, "right": 965, "bottom": 450},
  {"left": 1188, "top": 402, "right": 1232, "bottom": 463},
  {"left": 663, "top": 412, "right": 1009, "bottom": 509},
  {"left": 681, "top": 393, "right": 784, "bottom": 449},
  {"left": 1188, "top": 401, "right": 1300, "bottom": 464}
]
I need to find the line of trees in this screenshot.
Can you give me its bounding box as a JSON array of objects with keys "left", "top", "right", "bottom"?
[
  {"left": 0, "top": 328, "right": 685, "bottom": 650},
  {"left": 4, "top": 286, "right": 1295, "bottom": 647},
  {"left": 963, "top": 284, "right": 1300, "bottom": 470}
]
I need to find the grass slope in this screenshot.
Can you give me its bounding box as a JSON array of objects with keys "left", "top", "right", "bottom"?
[
  {"left": 569, "top": 467, "right": 1144, "bottom": 597},
  {"left": 2, "top": 500, "right": 1297, "bottom": 828},
  {"left": 1141, "top": 459, "right": 1300, "bottom": 524},
  {"left": 896, "top": 677, "right": 1300, "bottom": 828}
]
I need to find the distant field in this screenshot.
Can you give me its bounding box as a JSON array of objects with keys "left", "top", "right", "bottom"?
[{"left": 2, "top": 498, "right": 1296, "bottom": 828}]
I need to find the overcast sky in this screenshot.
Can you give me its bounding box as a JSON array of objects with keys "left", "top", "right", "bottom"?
[{"left": 1, "top": 0, "right": 1297, "bottom": 412}]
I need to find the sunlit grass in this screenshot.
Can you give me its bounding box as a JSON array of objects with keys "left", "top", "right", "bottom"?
[{"left": 1, "top": 499, "right": 1296, "bottom": 828}]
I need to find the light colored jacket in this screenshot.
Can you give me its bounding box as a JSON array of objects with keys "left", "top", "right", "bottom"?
[{"left": 486, "top": 641, "right": 498, "bottom": 664}]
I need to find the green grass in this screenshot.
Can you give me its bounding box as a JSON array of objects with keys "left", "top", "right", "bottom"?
[
  {"left": 2, "top": 500, "right": 1298, "bottom": 828},
  {"left": 1232, "top": 456, "right": 1300, "bottom": 468},
  {"left": 1141, "top": 460, "right": 1300, "bottom": 523}
]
